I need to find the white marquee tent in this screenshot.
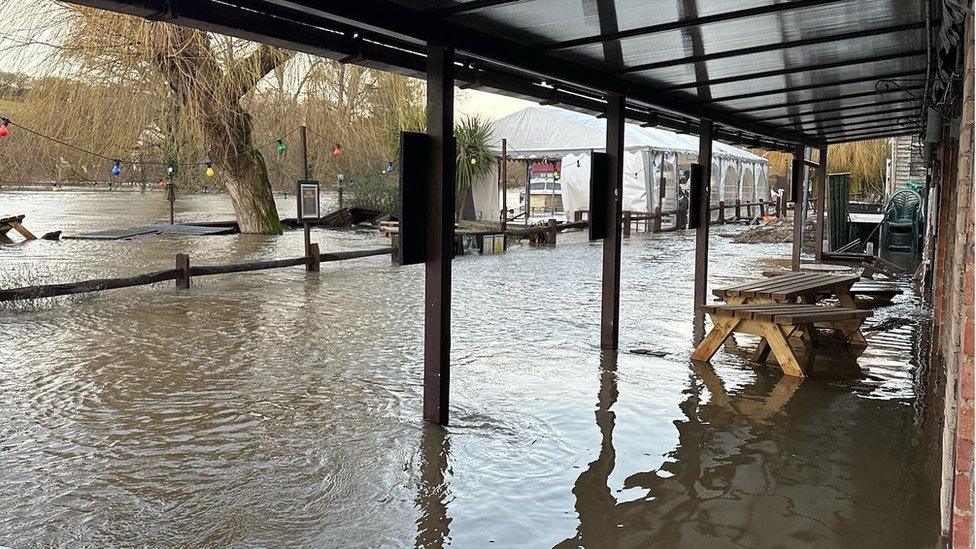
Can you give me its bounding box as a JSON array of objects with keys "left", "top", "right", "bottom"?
[{"left": 472, "top": 106, "right": 770, "bottom": 222}]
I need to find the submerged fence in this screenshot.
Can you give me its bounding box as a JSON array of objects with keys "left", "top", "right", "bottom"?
[{"left": 0, "top": 246, "right": 392, "bottom": 302}]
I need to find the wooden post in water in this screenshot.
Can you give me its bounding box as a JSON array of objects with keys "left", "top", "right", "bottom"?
[
  {"left": 718, "top": 200, "right": 725, "bottom": 224},
  {"left": 175, "top": 253, "right": 190, "bottom": 289},
  {"left": 600, "top": 94, "right": 625, "bottom": 351},
  {"left": 423, "top": 44, "right": 455, "bottom": 426},
  {"left": 653, "top": 206, "right": 662, "bottom": 232},
  {"left": 548, "top": 217, "right": 557, "bottom": 246},
  {"left": 791, "top": 144, "right": 807, "bottom": 271},
  {"left": 623, "top": 210, "right": 631, "bottom": 237},
  {"left": 308, "top": 243, "right": 320, "bottom": 272},
  {"left": 759, "top": 199, "right": 765, "bottom": 217},
  {"left": 167, "top": 177, "right": 175, "bottom": 225},
  {"left": 500, "top": 138, "right": 508, "bottom": 232},
  {"left": 814, "top": 145, "right": 828, "bottom": 260},
  {"left": 299, "top": 125, "right": 313, "bottom": 270},
  {"left": 734, "top": 198, "right": 741, "bottom": 220},
  {"left": 693, "top": 120, "right": 713, "bottom": 311}
]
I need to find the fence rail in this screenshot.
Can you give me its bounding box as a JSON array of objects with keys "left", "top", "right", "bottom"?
[{"left": 0, "top": 246, "right": 392, "bottom": 302}]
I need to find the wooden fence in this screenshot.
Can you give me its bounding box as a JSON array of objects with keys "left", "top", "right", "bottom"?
[{"left": 0, "top": 245, "right": 392, "bottom": 302}]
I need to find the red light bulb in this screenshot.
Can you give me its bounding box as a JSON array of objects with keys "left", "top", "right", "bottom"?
[
  {"left": 332, "top": 144, "right": 342, "bottom": 158},
  {"left": 0, "top": 124, "right": 8, "bottom": 138}
]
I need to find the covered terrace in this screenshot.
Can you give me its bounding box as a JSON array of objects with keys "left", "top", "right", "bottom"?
[{"left": 54, "top": 0, "right": 973, "bottom": 545}]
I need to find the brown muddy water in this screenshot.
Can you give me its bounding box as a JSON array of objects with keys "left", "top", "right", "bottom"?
[{"left": 0, "top": 190, "right": 943, "bottom": 548}]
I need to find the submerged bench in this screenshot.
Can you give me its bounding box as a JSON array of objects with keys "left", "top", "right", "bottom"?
[{"left": 692, "top": 303, "right": 872, "bottom": 377}]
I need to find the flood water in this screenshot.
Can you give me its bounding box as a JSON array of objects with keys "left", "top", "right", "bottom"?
[{"left": 0, "top": 190, "right": 943, "bottom": 548}]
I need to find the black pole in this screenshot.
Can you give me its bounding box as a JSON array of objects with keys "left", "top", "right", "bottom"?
[
  {"left": 791, "top": 144, "right": 806, "bottom": 271},
  {"left": 600, "top": 94, "right": 625, "bottom": 351},
  {"left": 299, "top": 125, "right": 312, "bottom": 268},
  {"left": 524, "top": 160, "right": 531, "bottom": 226},
  {"left": 693, "top": 119, "right": 713, "bottom": 311},
  {"left": 423, "top": 44, "right": 455, "bottom": 426},
  {"left": 501, "top": 138, "right": 508, "bottom": 232}
]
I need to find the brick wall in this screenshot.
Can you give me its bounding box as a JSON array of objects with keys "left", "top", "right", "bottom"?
[{"left": 942, "top": 10, "right": 976, "bottom": 548}]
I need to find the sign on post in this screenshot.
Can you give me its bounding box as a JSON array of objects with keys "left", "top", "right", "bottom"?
[{"left": 297, "top": 180, "right": 321, "bottom": 220}]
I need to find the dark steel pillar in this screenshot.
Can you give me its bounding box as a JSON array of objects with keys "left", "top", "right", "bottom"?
[
  {"left": 501, "top": 138, "right": 508, "bottom": 232},
  {"left": 693, "top": 119, "right": 713, "bottom": 310},
  {"left": 299, "top": 125, "right": 312, "bottom": 267},
  {"left": 791, "top": 144, "right": 806, "bottom": 271},
  {"left": 424, "top": 44, "right": 455, "bottom": 425},
  {"left": 814, "top": 145, "right": 827, "bottom": 260},
  {"left": 600, "top": 94, "right": 625, "bottom": 350}
]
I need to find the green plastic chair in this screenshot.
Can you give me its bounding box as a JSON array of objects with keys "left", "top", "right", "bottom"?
[{"left": 883, "top": 188, "right": 923, "bottom": 254}]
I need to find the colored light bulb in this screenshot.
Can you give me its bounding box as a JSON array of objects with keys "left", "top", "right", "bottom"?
[
  {"left": 0, "top": 122, "right": 9, "bottom": 138},
  {"left": 332, "top": 144, "right": 342, "bottom": 158},
  {"left": 111, "top": 161, "right": 122, "bottom": 177},
  {"left": 276, "top": 139, "right": 286, "bottom": 154}
]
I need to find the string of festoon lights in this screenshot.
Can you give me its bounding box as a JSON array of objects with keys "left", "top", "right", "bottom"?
[{"left": 0, "top": 116, "right": 366, "bottom": 180}]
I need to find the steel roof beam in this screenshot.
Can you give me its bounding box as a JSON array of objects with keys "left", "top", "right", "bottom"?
[
  {"left": 753, "top": 98, "right": 920, "bottom": 121},
  {"left": 616, "top": 21, "right": 926, "bottom": 74},
  {"left": 822, "top": 124, "right": 921, "bottom": 138},
  {"left": 807, "top": 118, "right": 921, "bottom": 134},
  {"left": 543, "top": 0, "right": 851, "bottom": 51},
  {"left": 828, "top": 129, "right": 919, "bottom": 143},
  {"left": 735, "top": 85, "right": 924, "bottom": 113},
  {"left": 431, "top": 0, "right": 526, "bottom": 17},
  {"left": 776, "top": 106, "right": 921, "bottom": 127},
  {"left": 658, "top": 50, "right": 927, "bottom": 92},
  {"left": 702, "top": 69, "right": 926, "bottom": 104}
]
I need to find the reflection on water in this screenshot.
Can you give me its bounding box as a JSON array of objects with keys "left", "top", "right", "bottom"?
[{"left": 0, "top": 191, "right": 942, "bottom": 547}]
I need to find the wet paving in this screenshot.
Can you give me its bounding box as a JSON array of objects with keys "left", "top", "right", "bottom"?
[{"left": 0, "top": 190, "right": 943, "bottom": 547}]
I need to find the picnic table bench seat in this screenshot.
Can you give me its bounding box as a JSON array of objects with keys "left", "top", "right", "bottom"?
[{"left": 693, "top": 303, "right": 872, "bottom": 377}]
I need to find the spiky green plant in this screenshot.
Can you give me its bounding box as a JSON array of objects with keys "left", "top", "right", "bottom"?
[{"left": 454, "top": 115, "right": 495, "bottom": 221}]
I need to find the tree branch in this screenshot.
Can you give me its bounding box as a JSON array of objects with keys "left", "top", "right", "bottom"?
[{"left": 223, "top": 43, "right": 294, "bottom": 99}]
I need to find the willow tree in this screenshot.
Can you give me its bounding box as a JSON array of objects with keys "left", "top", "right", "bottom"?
[{"left": 48, "top": 7, "right": 291, "bottom": 233}]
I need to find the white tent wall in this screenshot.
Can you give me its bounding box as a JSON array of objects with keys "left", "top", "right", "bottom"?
[
  {"left": 561, "top": 152, "right": 589, "bottom": 220},
  {"left": 624, "top": 150, "right": 649, "bottom": 213},
  {"left": 470, "top": 164, "right": 500, "bottom": 221}
]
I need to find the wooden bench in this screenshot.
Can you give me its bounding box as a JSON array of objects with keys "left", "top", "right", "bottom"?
[
  {"left": 692, "top": 303, "right": 872, "bottom": 377},
  {"left": 848, "top": 281, "right": 903, "bottom": 307}
]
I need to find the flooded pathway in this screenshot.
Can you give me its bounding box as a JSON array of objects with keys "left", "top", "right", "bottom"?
[{"left": 0, "top": 191, "right": 942, "bottom": 547}]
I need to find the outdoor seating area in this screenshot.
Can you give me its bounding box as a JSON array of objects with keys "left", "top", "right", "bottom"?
[{"left": 693, "top": 271, "right": 888, "bottom": 376}]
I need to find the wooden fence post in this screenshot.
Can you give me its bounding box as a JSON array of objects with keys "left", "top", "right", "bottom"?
[
  {"left": 734, "top": 198, "right": 741, "bottom": 220},
  {"left": 759, "top": 199, "right": 765, "bottom": 217},
  {"left": 623, "top": 210, "right": 631, "bottom": 237},
  {"left": 548, "top": 218, "right": 558, "bottom": 246},
  {"left": 175, "top": 253, "right": 190, "bottom": 289},
  {"left": 308, "top": 243, "right": 321, "bottom": 272},
  {"left": 652, "top": 206, "right": 662, "bottom": 232},
  {"left": 718, "top": 200, "right": 726, "bottom": 224}
]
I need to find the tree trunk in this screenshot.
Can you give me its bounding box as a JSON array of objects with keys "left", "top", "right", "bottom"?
[{"left": 152, "top": 26, "right": 289, "bottom": 234}]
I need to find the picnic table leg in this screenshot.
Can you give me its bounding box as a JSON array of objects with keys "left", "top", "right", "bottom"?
[
  {"left": 9, "top": 221, "right": 36, "bottom": 241},
  {"left": 836, "top": 290, "right": 859, "bottom": 309},
  {"left": 691, "top": 316, "right": 741, "bottom": 362},
  {"left": 752, "top": 338, "right": 771, "bottom": 363},
  {"left": 761, "top": 323, "right": 806, "bottom": 377}
]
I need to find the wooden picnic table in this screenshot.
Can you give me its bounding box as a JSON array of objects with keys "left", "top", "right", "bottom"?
[
  {"left": 759, "top": 270, "right": 902, "bottom": 308},
  {"left": 715, "top": 271, "right": 862, "bottom": 308},
  {"left": 693, "top": 303, "right": 872, "bottom": 377}
]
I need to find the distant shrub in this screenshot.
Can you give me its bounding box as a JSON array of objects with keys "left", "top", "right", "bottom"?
[{"left": 345, "top": 175, "right": 399, "bottom": 215}]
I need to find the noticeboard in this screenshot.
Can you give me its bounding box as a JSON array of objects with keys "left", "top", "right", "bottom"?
[{"left": 297, "top": 180, "right": 320, "bottom": 220}]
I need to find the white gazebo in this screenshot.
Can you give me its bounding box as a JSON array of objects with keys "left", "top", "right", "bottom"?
[{"left": 472, "top": 106, "right": 770, "bottom": 221}]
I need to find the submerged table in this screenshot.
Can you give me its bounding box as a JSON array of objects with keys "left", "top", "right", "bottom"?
[
  {"left": 698, "top": 272, "right": 871, "bottom": 376},
  {"left": 693, "top": 303, "right": 872, "bottom": 377}
]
